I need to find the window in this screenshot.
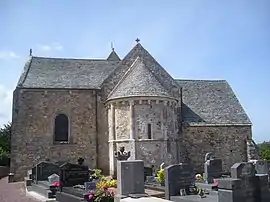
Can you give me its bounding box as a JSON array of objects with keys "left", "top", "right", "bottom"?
[
  {"left": 54, "top": 114, "right": 69, "bottom": 143},
  {"left": 147, "top": 124, "right": 152, "bottom": 139}
]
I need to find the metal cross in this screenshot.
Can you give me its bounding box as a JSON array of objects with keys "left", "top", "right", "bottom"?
[{"left": 135, "top": 38, "right": 140, "bottom": 43}]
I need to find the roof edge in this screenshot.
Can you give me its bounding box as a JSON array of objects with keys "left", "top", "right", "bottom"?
[{"left": 17, "top": 56, "right": 33, "bottom": 87}]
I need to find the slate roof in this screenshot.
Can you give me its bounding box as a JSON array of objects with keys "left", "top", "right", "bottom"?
[
  {"left": 107, "top": 57, "right": 173, "bottom": 100},
  {"left": 176, "top": 79, "right": 251, "bottom": 125},
  {"left": 18, "top": 57, "right": 120, "bottom": 89}
]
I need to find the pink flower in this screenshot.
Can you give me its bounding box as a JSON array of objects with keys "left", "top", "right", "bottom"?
[
  {"left": 88, "top": 194, "right": 94, "bottom": 199},
  {"left": 108, "top": 188, "right": 115, "bottom": 196},
  {"left": 101, "top": 185, "right": 107, "bottom": 190},
  {"left": 53, "top": 181, "right": 60, "bottom": 187},
  {"left": 213, "top": 179, "right": 219, "bottom": 187}
]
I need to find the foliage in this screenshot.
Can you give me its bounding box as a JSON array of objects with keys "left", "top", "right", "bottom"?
[
  {"left": 157, "top": 169, "right": 165, "bottom": 184},
  {"left": 0, "top": 122, "right": 11, "bottom": 153},
  {"left": 258, "top": 142, "right": 270, "bottom": 161},
  {"left": 88, "top": 179, "right": 116, "bottom": 202},
  {"left": 0, "top": 122, "right": 11, "bottom": 166},
  {"left": 92, "top": 169, "right": 105, "bottom": 180}
]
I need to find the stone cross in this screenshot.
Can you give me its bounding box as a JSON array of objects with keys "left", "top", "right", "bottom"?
[
  {"left": 114, "top": 146, "right": 131, "bottom": 161},
  {"left": 135, "top": 38, "right": 140, "bottom": 43}
]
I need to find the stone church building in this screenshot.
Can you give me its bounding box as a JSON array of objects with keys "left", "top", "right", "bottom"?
[{"left": 11, "top": 41, "right": 252, "bottom": 181}]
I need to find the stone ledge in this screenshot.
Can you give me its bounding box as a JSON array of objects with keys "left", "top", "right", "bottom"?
[{"left": 109, "top": 139, "right": 168, "bottom": 143}]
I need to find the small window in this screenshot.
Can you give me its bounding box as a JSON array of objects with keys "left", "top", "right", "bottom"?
[
  {"left": 147, "top": 124, "right": 152, "bottom": 139},
  {"left": 54, "top": 114, "right": 69, "bottom": 143}
]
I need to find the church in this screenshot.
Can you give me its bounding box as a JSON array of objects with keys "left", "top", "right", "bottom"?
[{"left": 11, "top": 40, "right": 253, "bottom": 181}]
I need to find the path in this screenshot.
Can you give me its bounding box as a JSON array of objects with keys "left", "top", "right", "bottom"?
[{"left": 0, "top": 177, "right": 38, "bottom": 202}]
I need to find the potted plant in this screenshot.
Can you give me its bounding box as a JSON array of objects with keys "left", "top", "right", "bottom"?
[{"left": 157, "top": 169, "right": 165, "bottom": 186}]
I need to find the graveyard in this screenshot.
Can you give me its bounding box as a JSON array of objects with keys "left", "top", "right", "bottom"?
[{"left": 17, "top": 146, "right": 270, "bottom": 202}]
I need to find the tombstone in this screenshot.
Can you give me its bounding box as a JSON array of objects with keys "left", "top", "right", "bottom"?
[
  {"left": 48, "top": 174, "right": 60, "bottom": 185},
  {"left": 114, "top": 146, "right": 131, "bottom": 161},
  {"left": 59, "top": 163, "right": 89, "bottom": 187},
  {"left": 84, "top": 181, "right": 97, "bottom": 193},
  {"left": 164, "top": 163, "right": 195, "bottom": 200},
  {"left": 144, "top": 166, "right": 153, "bottom": 181},
  {"left": 116, "top": 160, "right": 146, "bottom": 197},
  {"left": 32, "top": 161, "right": 60, "bottom": 182},
  {"left": 254, "top": 160, "right": 269, "bottom": 175},
  {"left": 204, "top": 157, "right": 222, "bottom": 184},
  {"left": 218, "top": 162, "right": 270, "bottom": 202}
]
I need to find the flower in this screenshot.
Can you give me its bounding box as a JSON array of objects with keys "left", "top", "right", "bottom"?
[
  {"left": 88, "top": 194, "right": 94, "bottom": 199},
  {"left": 213, "top": 179, "right": 219, "bottom": 187},
  {"left": 53, "top": 181, "right": 60, "bottom": 187}
]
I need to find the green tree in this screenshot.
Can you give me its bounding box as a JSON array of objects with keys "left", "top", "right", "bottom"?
[
  {"left": 0, "top": 122, "right": 11, "bottom": 153},
  {"left": 258, "top": 142, "right": 270, "bottom": 161}
]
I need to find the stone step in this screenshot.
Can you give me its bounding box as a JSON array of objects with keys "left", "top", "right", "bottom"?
[{"left": 56, "top": 191, "right": 87, "bottom": 202}]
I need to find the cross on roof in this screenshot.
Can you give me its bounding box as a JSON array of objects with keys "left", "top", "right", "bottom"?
[{"left": 135, "top": 38, "right": 140, "bottom": 43}]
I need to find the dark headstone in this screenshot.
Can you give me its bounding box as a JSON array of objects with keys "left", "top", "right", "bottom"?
[
  {"left": 60, "top": 163, "right": 89, "bottom": 187},
  {"left": 32, "top": 161, "right": 60, "bottom": 181},
  {"left": 231, "top": 162, "right": 256, "bottom": 179},
  {"left": 204, "top": 158, "right": 222, "bottom": 183},
  {"left": 144, "top": 167, "right": 153, "bottom": 181},
  {"left": 254, "top": 160, "right": 269, "bottom": 175},
  {"left": 164, "top": 163, "right": 195, "bottom": 200}
]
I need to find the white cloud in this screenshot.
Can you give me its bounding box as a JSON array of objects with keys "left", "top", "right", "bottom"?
[
  {"left": 0, "top": 85, "right": 13, "bottom": 127},
  {"left": 0, "top": 51, "right": 20, "bottom": 60},
  {"left": 37, "top": 43, "right": 63, "bottom": 52}
]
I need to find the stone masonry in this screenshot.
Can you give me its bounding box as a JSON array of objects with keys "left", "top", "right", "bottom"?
[{"left": 11, "top": 41, "right": 254, "bottom": 181}]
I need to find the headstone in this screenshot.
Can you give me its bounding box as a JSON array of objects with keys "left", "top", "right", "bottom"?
[
  {"left": 48, "top": 173, "right": 59, "bottom": 185},
  {"left": 204, "top": 158, "right": 222, "bottom": 183},
  {"left": 164, "top": 163, "right": 195, "bottom": 200},
  {"left": 84, "top": 181, "right": 97, "bottom": 193},
  {"left": 254, "top": 160, "right": 269, "bottom": 175},
  {"left": 32, "top": 161, "right": 60, "bottom": 181},
  {"left": 116, "top": 160, "right": 145, "bottom": 196},
  {"left": 60, "top": 163, "right": 89, "bottom": 187},
  {"left": 218, "top": 162, "right": 270, "bottom": 202},
  {"left": 144, "top": 167, "right": 153, "bottom": 181}
]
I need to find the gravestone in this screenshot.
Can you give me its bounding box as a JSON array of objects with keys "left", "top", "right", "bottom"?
[
  {"left": 48, "top": 173, "right": 59, "bottom": 185},
  {"left": 116, "top": 160, "right": 146, "bottom": 197},
  {"left": 60, "top": 162, "right": 89, "bottom": 187},
  {"left": 144, "top": 166, "right": 153, "bottom": 181},
  {"left": 164, "top": 163, "right": 195, "bottom": 200},
  {"left": 254, "top": 160, "right": 269, "bottom": 175},
  {"left": 32, "top": 161, "right": 60, "bottom": 182},
  {"left": 204, "top": 158, "right": 222, "bottom": 184},
  {"left": 84, "top": 181, "right": 97, "bottom": 193},
  {"left": 218, "top": 162, "right": 270, "bottom": 202}
]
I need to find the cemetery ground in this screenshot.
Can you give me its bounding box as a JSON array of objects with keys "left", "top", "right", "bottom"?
[{"left": 0, "top": 176, "right": 38, "bottom": 202}]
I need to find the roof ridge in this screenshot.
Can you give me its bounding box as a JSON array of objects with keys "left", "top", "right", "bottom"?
[
  {"left": 175, "top": 79, "right": 227, "bottom": 82},
  {"left": 31, "top": 56, "right": 112, "bottom": 61}
]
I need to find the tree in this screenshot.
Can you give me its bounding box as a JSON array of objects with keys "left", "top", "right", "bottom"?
[
  {"left": 0, "top": 122, "right": 11, "bottom": 153},
  {"left": 0, "top": 122, "right": 11, "bottom": 166},
  {"left": 258, "top": 141, "right": 270, "bottom": 161}
]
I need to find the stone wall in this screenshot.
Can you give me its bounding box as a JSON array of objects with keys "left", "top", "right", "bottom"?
[
  {"left": 181, "top": 125, "right": 252, "bottom": 173},
  {"left": 11, "top": 88, "right": 97, "bottom": 181}
]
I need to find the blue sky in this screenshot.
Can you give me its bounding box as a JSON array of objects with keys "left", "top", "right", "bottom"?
[{"left": 0, "top": 0, "right": 269, "bottom": 143}]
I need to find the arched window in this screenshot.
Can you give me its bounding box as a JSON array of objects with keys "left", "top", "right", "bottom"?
[{"left": 54, "top": 114, "right": 69, "bottom": 142}]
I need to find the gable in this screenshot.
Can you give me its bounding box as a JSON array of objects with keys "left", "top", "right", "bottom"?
[
  {"left": 107, "top": 57, "right": 173, "bottom": 100},
  {"left": 176, "top": 79, "right": 251, "bottom": 125},
  {"left": 101, "top": 43, "right": 180, "bottom": 99}
]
